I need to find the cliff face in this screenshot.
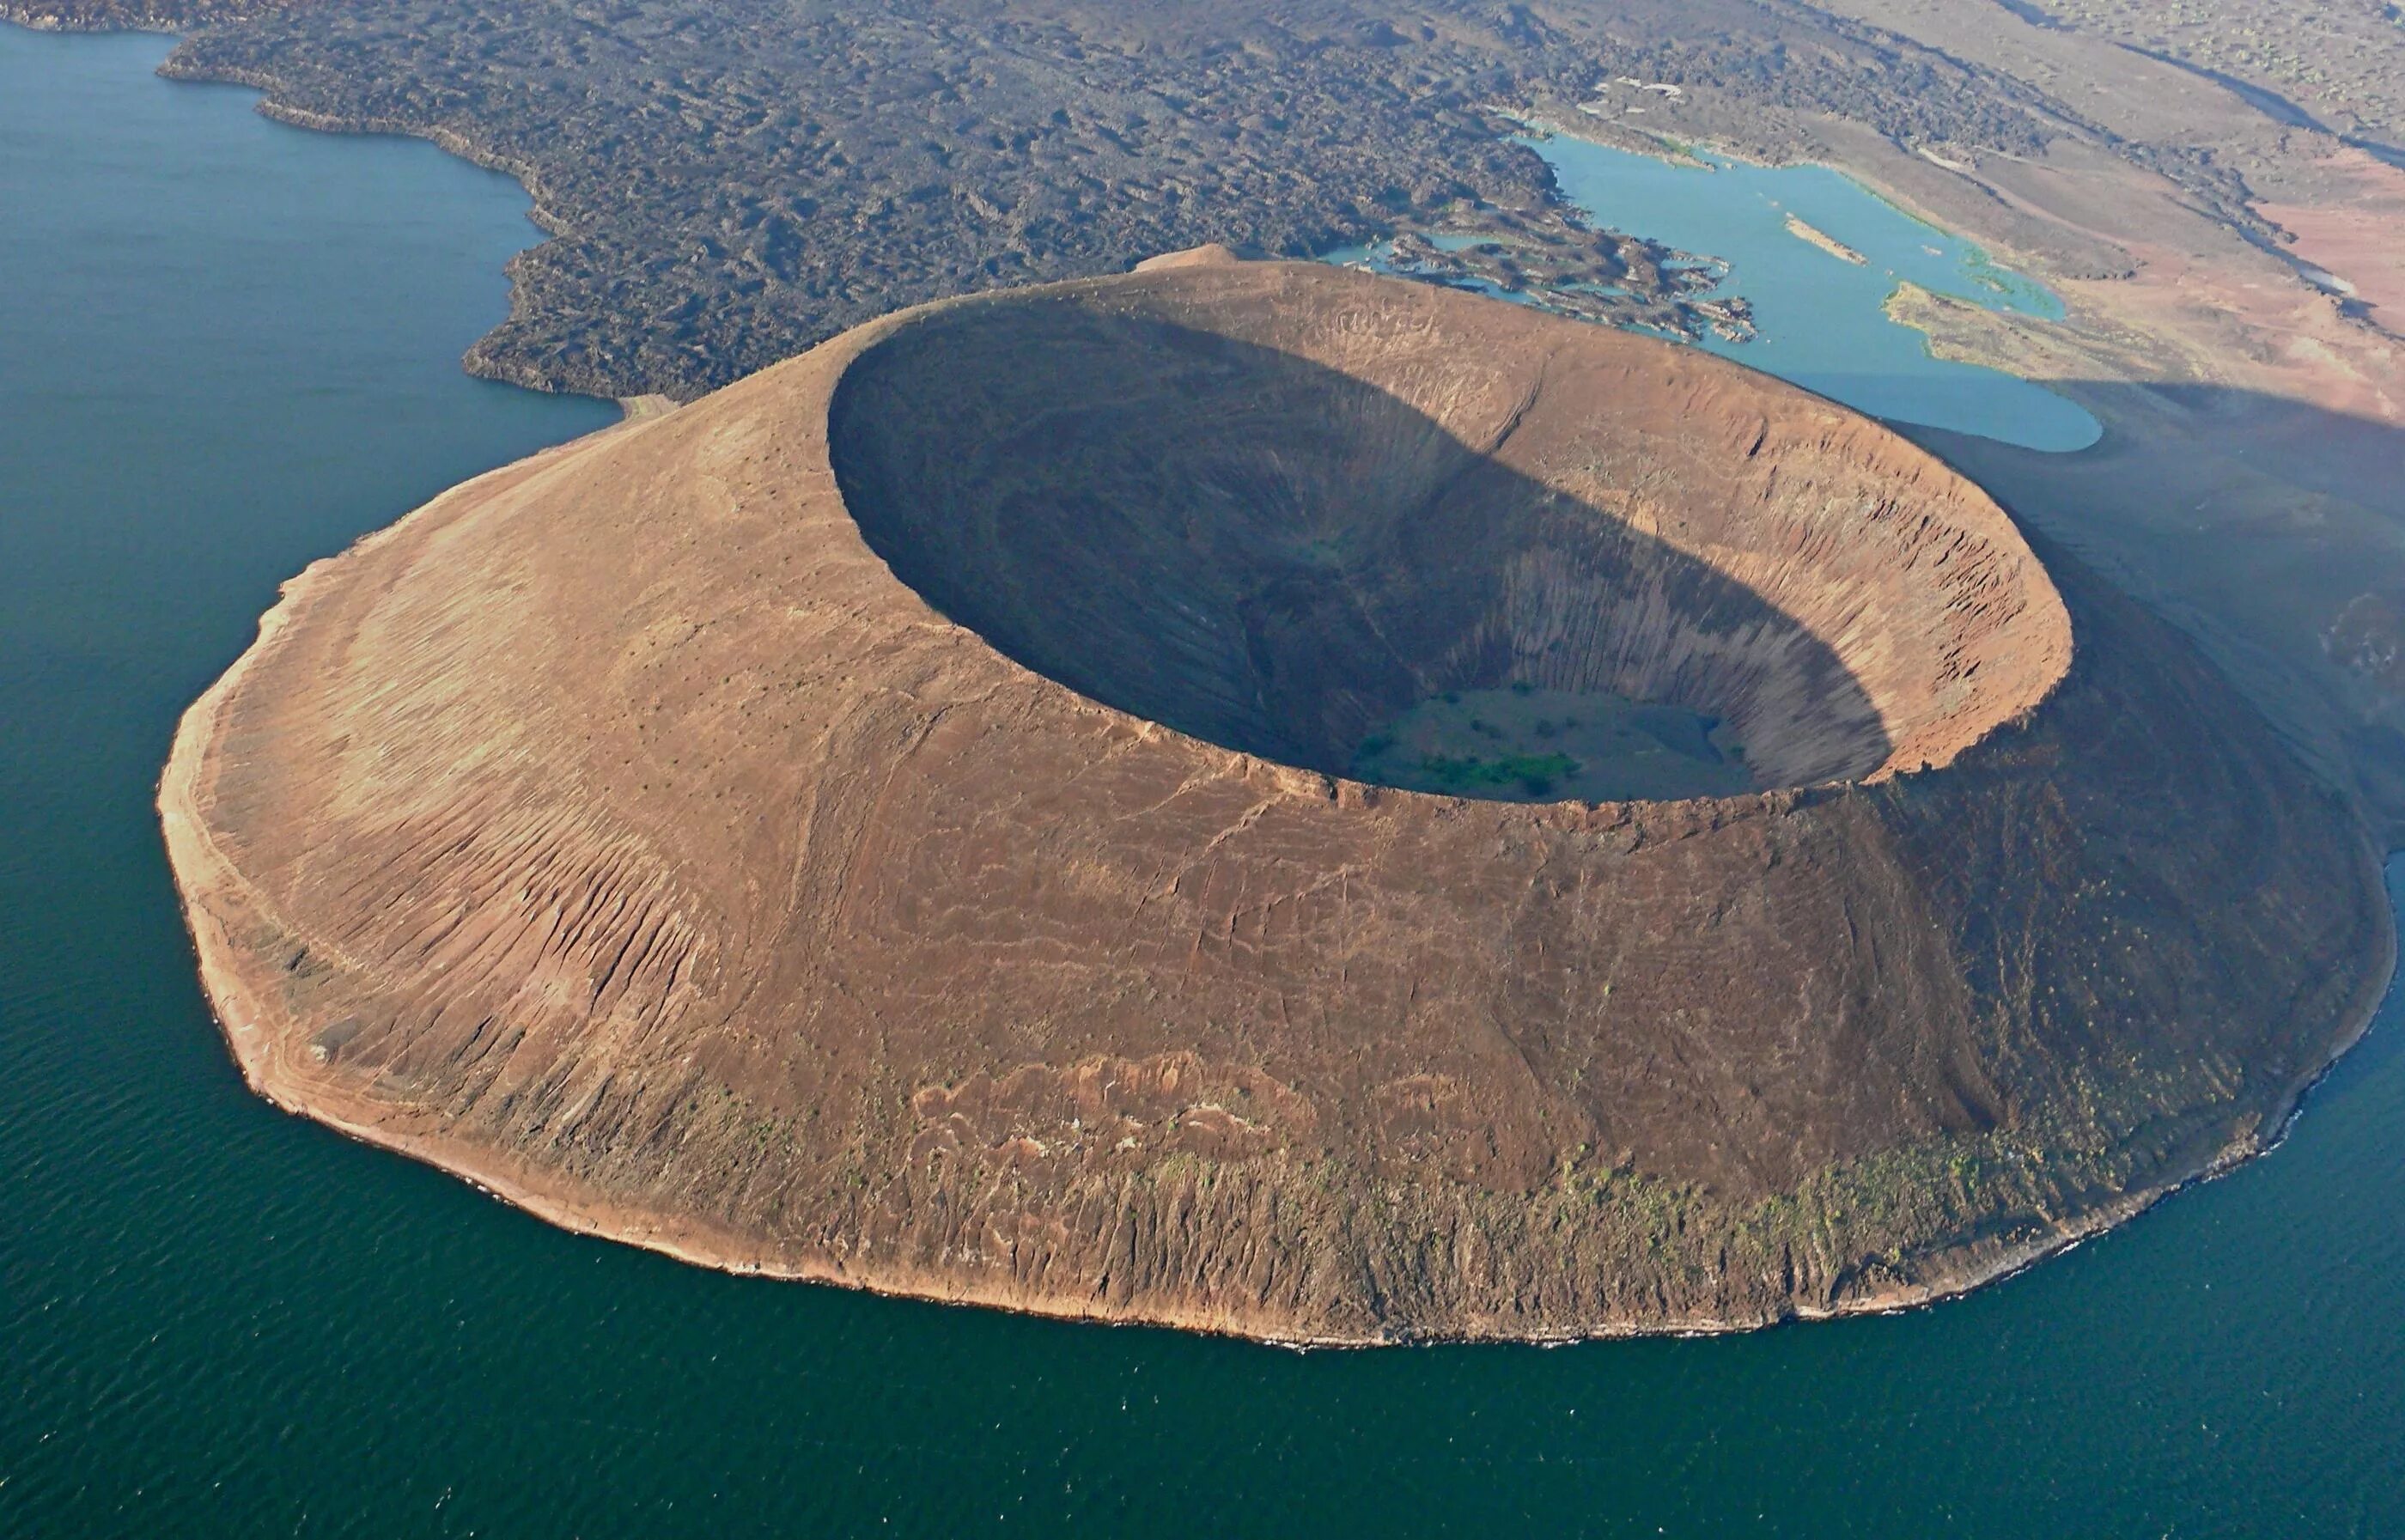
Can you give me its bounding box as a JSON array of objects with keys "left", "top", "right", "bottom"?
[
  {"left": 828, "top": 277, "right": 2063, "bottom": 789},
  {"left": 160, "top": 259, "right": 2388, "bottom": 1341}
]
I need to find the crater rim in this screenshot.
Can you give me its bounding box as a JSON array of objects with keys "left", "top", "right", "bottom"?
[{"left": 822, "top": 259, "right": 2074, "bottom": 807}]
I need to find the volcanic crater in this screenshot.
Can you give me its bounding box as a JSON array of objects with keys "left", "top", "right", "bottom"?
[
  {"left": 161, "top": 253, "right": 2389, "bottom": 1342},
  {"left": 828, "top": 285, "right": 2048, "bottom": 797}
]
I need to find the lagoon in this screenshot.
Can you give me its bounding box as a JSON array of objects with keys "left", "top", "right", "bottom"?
[
  {"left": 1506, "top": 130, "right": 2104, "bottom": 453},
  {"left": 3, "top": 27, "right": 2400, "bottom": 1537},
  {"left": 1522, "top": 131, "right": 2102, "bottom": 451}
]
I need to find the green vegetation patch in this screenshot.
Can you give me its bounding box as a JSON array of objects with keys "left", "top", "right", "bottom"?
[
  {"left": 1413, "top": 751, "right": 1582, "bottom": 798},
  {"left": 1349, "top": 684, "right": 1754, "bottom": 803}
]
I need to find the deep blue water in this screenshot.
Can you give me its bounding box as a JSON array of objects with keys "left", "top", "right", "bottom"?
[{"left": 3, "top": 27, "right": 2402, "bottom": 1537}]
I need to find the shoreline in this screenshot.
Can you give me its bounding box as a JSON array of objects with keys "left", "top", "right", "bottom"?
[
  {"left": 3, "top": 13, "right": 692, "bottom": 429},
  {"left": 0, "top": 14, "right": 625, "bottom": 405},
  {"left": 1514, "top": 108, "right": 2117, "bottom": 314},
  {"left": 1517, "top": 110, "right": 2052, "bottom": 286},
  {"left": 161, "top": 58, "right": 598, "bottom": 400}
]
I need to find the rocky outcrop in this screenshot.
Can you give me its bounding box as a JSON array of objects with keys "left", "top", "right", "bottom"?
[{"left": 160, "top": 259, "right": 2389, "bottom": 1342}]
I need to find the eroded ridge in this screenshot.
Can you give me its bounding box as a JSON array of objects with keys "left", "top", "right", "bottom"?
[{"left": 161, "top": 257, "right": 2388, "bottom": 1342}]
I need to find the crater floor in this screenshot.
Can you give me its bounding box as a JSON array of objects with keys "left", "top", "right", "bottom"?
[
  {"left": 160, "top": 253, "right": 2390, "bottom": 1342},
  {"left": 1349, "top": 685, "right": 1752, "bottom": 805}
]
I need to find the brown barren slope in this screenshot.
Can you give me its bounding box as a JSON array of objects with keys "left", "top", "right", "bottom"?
[{"left": 161, "top": 258, "right": 2389, "bottom": 1342}]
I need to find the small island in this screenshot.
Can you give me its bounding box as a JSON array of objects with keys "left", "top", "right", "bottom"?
[
  {"left": 161, "top": 255, "right": 2389, "bottom": 1342},
  {"left": 1783, "top": 211, "right": 1869, "bottom": 265}
]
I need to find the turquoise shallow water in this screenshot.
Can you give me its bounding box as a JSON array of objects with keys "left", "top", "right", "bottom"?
[
  {"left": 5, "top": 28, "right": 2403, "bottom": 1536},
  {"left": 1521, "top": 131, "right": 2102, "bottom": 451},
  {"left": 1347, "top": 129, "right": 2103, "bottom": 453}
]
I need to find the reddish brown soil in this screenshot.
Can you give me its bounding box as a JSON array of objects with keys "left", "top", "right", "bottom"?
[
  {"left": 160, "top": 257, "right": 2388, "bottom": 1342},
  {"left": 2256, "top": 149, "right": 2405, "bottom": 338}
]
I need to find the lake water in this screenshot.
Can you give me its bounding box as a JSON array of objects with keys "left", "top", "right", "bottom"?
[
  {"left": 5, "top": 27, "right": 2402, "bottom": 1537},
  {"left": 1344, "top": 128, "right": 2104, "bottom": 453},
  {"left": 1527, "top": 132, "right": 2104, "bottom": 451}
]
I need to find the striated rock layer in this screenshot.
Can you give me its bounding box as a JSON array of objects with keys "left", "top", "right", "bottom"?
[{"left": 161, "top": 256, "right": 2390, "bottom": 1342}]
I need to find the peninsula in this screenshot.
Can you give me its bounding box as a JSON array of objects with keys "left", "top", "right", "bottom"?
[{"left": 160, "top": 256, "right": 2388, "bottom": 1342}]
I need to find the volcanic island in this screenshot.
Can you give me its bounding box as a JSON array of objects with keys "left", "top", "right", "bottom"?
[{"left": 160, "top": 252, "right": 2390, "bottom": 1342}]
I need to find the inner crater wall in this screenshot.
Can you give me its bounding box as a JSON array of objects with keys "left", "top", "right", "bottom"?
[{"left": 828, "top": 281, "right": 2072, "bottom": 789}]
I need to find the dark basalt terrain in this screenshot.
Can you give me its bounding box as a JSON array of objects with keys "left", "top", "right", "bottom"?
[
  {"left": 3, "top": 0, "right": 2061, "bottom": 398},
  {"left": 160, "top": 259, "right": 2388, "bottom": 1341}
]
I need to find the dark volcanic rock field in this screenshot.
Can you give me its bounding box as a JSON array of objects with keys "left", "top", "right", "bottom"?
[{"left": 5, "top": 0, "right": 2060, "bottom": 398}]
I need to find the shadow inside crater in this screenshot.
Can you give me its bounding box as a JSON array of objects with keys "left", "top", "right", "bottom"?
[{"left": 826, "top": 299, "right": 1897, "bottom": 797}]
